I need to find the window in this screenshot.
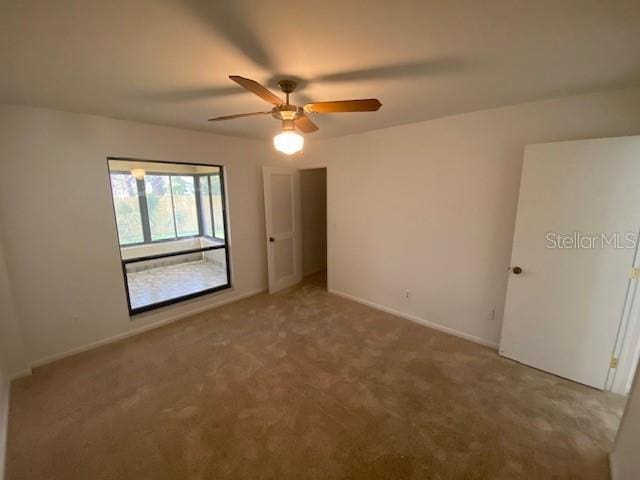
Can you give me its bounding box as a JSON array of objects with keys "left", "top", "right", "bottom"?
[
  {"left": 110, "top": 172, "right": 222, "bottom": 245},
  {"left": 107, "top": 159, "right": 231, "bottom": 315},
  {"left": 146, "top": 175, "right": 176, "bottom": 241},
  {"left": 171, "top": 176, "right": 198, "bottom": 237},
  {"left": 109, "top": 173, "right": 144, "bottom": 245}
]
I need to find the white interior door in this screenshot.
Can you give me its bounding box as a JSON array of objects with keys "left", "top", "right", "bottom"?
[
  {"left": 500, "top": 136, "right": 640, "bottom": 389},
  {"left": 263, "top": 166, "right": 303, "bottom": 293}
]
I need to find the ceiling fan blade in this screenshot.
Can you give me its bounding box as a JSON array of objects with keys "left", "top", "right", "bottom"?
[
  {"left": 208, "top": 111, "right": 271, "bottom": 121},
  {"left": 304, "top": 99, "right": 382, "bottom": 114},
  {"left": 295, "top": 115, "right": 319, "bottom": 133},
  {"left": 229, "top": 75, "right": 284, "bottom": 105}
]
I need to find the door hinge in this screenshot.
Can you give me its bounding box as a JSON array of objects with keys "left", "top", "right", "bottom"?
[
  {"left": 610, "top": 357, "right": 619, "bottom": 369},
  {"left": 630, "top": 268, "right": 640, "bottom": 279}
]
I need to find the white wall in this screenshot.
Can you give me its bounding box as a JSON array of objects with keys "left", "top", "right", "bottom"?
[
  {"left": 0, "top": 235, "right": 28, "bottom": 480},
  {"left": 0, "top": 238, "right": 28, "bottom": 378},
  {"left": 301, "top": 168, "right": 327, "bottom": 276},
  {"left": 0, "top": 104, "right": 287, "bottom": 367},
  {"left": 301, "top": 87, "right": 640, "bottom": 346},
  {"left": 612, "top": 367, "right": 640, "bottom": 479}
]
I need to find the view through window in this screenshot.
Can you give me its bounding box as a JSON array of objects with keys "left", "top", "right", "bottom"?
[{"left": 108, "top": 159, "right": 231, "bottom": 314}]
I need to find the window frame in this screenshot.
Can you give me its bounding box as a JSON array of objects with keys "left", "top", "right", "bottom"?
[{"left": 107, "top": 157, "right": 232, "bottom": 316}]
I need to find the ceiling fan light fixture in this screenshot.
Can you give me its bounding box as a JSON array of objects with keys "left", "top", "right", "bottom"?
[
  {"left": 131, "top": 168, "right": 146, "bottom": 180},
  {"left": 273, "top": 130, "right": 304, "bottom": 155}
]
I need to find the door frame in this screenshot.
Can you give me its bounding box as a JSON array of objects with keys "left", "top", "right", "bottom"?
[{"left": 607, "top": 228, "right": 640, "bottom": 393}]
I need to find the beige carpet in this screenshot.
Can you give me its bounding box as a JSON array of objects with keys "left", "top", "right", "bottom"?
[{"left": 6, "top": 274, "right": 625, "bottom": 479}]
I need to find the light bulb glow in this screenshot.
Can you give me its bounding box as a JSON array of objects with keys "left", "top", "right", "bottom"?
[
  {"left": 273, "top": 130, "right": 304, "bottom": 155},
  {"left": 131, "top": 168, "right": 146, "bottom": 180}
]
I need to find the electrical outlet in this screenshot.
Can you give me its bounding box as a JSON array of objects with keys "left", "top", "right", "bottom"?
[
  {"left": 404, "top": 290, "right": 411, "bottom": 300},
  {"left": 490, "top": 308, "right": 495, "bottom": 321}
]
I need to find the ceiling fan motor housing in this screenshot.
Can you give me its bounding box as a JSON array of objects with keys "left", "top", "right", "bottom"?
[{"left": 277, "top": 79, "right": 297, "bottom": 94}]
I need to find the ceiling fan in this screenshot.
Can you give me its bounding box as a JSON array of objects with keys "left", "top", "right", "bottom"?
[{"left": 208, "top": 76, "right": 382, "bottom": 154}]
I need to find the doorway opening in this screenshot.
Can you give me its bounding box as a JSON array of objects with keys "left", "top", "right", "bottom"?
[{"left": 301, "top": 168, "right": 327, "bottom": 290}]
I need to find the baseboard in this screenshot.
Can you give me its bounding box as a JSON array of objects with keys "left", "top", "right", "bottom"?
[
  {"left": 30, "top": 287, "right": 267, "bottom": 370},
  {"left": 329, "top": 289, "right": 499, "bottom": 349}
]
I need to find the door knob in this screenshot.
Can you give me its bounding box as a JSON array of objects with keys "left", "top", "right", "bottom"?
[
  {"left": 269, "top": 237, "right": 275, "bottom": 242},
  {"left": 512, "top": 266, "right": 522, "bottom": 274}
]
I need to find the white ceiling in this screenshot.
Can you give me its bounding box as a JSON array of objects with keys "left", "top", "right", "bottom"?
[{"left": 1, "top": 0, "right": 639, "bottom": 139}]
